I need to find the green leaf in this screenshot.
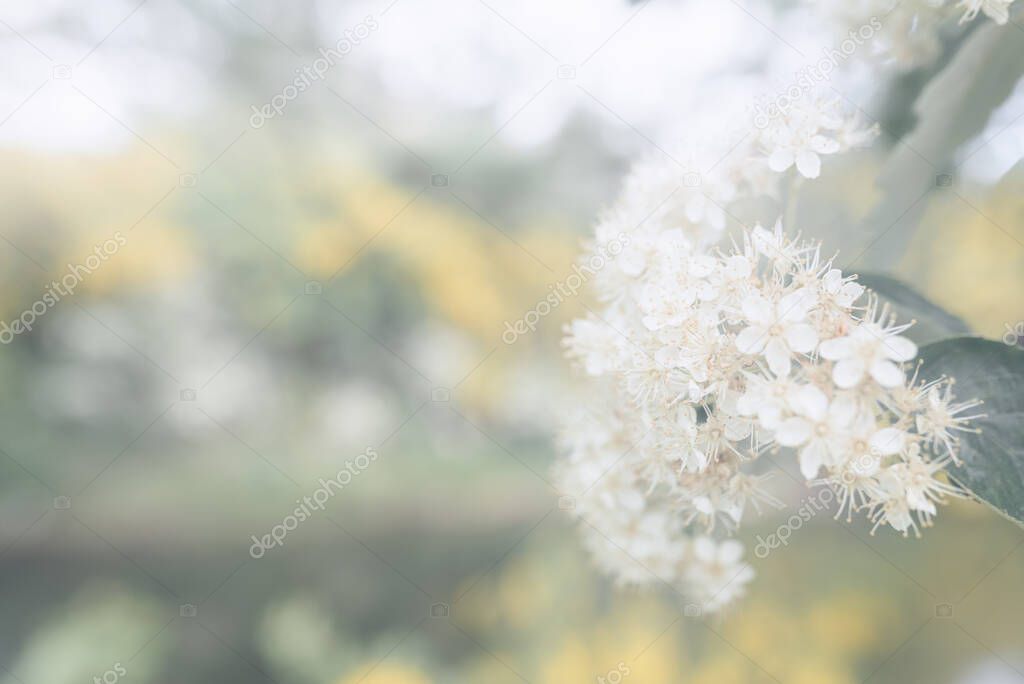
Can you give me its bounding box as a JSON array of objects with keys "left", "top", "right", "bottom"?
[
  {"left": 855, "top": 272, "right": 970, "bottom": 345},
  {"left": 918, "top": 337, "right": 1024, "bottom": 527},
  {"left": 862, "top": 20, "right": 1024, "bottom": 270}
]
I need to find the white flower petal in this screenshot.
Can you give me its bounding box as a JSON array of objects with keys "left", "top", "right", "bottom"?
[
  {"left": 793, "top": 384, "right": 828, "bottom": 422},
  {"left": 758, "top": 404, "right": 783, "bottom": 430},
  {"left": 832, "top": 358, "right": 865, "bottom": 388},
  {"left": 827, "top": 393, "right": 857, "bottom": 427},
  {"left": 765, "top": 337, "right": 792, "bottom": 376},
  {"left": 870, "top": 359, "right": 904, "bottom": 387},
  {"left": 641, "top": 315, "right": 663, "bottom": 332},
  {"left": 736, "top": 326, "right": 768, "bottom": 354},
  {"left": 693, "top": 536, "right": 716, "bottom": 560},
  {"left": 819, "top": 337, "right": 854, "bottom": 360},
  {"left": 742, "top": 295, "right": 773, "bottom": 325},
  {"left": 769, "top": 149, "right": 795, "bottom": 172},
  {"left": 784, "top": 323, "right": 818, "bottom": 354},
  {"left": 837, "top": 282, "right": 865, "bottom": 307},
  {"left": 736, "top": 392, "right": 759, "bottom": 416},
  {"left": 694, "top": 497, "right": 714, "bottom": 515},
  {"left": 718, "top": 539, "right": 744, "bottom": 564},
  {"left": 799, "top": 441, "right": 826, "bottom": 479},
  {"left": 795, "top": 150, "right": 821, "bottom": 179},
  {"left": 775, "top": 417, "right": 812, "bottom": 447},
  {"left": 883, "top": 335, "right": 917, "bottom": 362},
  {"left": 779, "top": 289, "right": 814, "bottom": 322},
  {"left": 688, "top": 256, "right": 716, "bottom": 278},
  {"left": 908, "top": 489, "right": 936, "bottom": 513},
  {"left": 811, "top": 135, "right": 840, "bottom": 154},
  {"left": 886, "top": 508, "right": 912, "bottom": 532},
  {"left": 822, "top": 269, "right": 842, "bottom": 290},
  {"left": 870, "top": 427, "right": 905, "bottom": 456}
]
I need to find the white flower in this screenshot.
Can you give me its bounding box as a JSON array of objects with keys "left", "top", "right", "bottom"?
[
  {"left": 819, "top": 322, "right": 917, "bottom": 388},
  {"left": 619, "top": 150, "right": 748, "bottom": 253},
  {"left": 880, "top": 447, "right": 962, "bottom": 525},
  {"left": 956, "top": 0, "right": 1015, "bottom": 24},
  {"left": 736, "top": 289, "right": 819, "bottom": 377},
  {"left": 582, "top": 508, "right": 690, "bottom": 586},
  {"left": 815, "top": 0, "right": 1017, "bottom": 69},
  {"left": 820, "top": 268, "right": 865, "bottom": 310},
  {"left": 915, "top": 382, "right": 986, "bottom": 459},
  {"left": 774, "top": 386, "right": 857, "bottom": 479},
  {"left": 736, "top": 372, "right": 802, "bottom": 430},
  {"left": 768, "top": 133, "right": 839, "bottom": 179},
  {"left": 686, "top": 537, "right": 754, "bottom": 612},
  {"left": 756, "top": 94, "right": 876, "bottom": 180},
  {"left": 560, "top": 107, "right": 976, "bottom": 610},
  {"left": 751, "top": 221, "right": 807, "bottom": 272},
  {"left": 869, "top": 426, "right": 908, "bottom": 457},
  {"left": 871, "top": 487, "right": 916, "bottom": 535},
  {"left": 693, "top": 410, "right": 752, "bottom": 468},
  {"left": 564, "top": 317, "right": 626, "bottom": 376}
]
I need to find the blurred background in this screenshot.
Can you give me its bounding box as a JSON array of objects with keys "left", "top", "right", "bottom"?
[{"left": 0, "top": 0, "right": 1023, "bottom": 682}]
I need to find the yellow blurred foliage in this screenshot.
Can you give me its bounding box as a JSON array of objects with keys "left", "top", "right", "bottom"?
[
  {"left": 0, "top": 150, "right": 185, "bottom": 312},
  {"left": 538, "top": 634, "right": 593, "bottom": 683},
  {"left": 465, "top": 535, "right": 897, "bottom": 684},
  {"left": 497, "top": 556, "right": 560, "bottom": 631},
  {"left": 785, "top": 660, "right": 857, "bottom": 684},
  {"left": 806, "top": 593, "right": 890, "bottom": 658},
  {"left": 690, "top": 656, "right": 749, "bottom": 684},
  {"left": 338, "top": 663, "right": 432, "bottom": 684},
  {"left": 907, "top": 182, "right": 1024, "bottom": 337},
  {"left": 294, "top": 175, "right": 577, "bottom": 342},
  {"left": 71, "top": 224, "right": 195, "bottom": 294}
]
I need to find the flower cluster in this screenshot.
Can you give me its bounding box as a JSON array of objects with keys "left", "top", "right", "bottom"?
[
  {"left": 815, "top": 0, "right": 1018, "bottom": 69},
  {"left": 757, "top": 92, "right": 878, "bottom": 180},
  {"left": 558, "top": 88, "right": 979, "bottom": 609},
  {"left": 556, "top": 399, "right": 757, "bottom": 611},
  {"left": 589, "top": 94, "right": 876, "bottom": 309}
]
